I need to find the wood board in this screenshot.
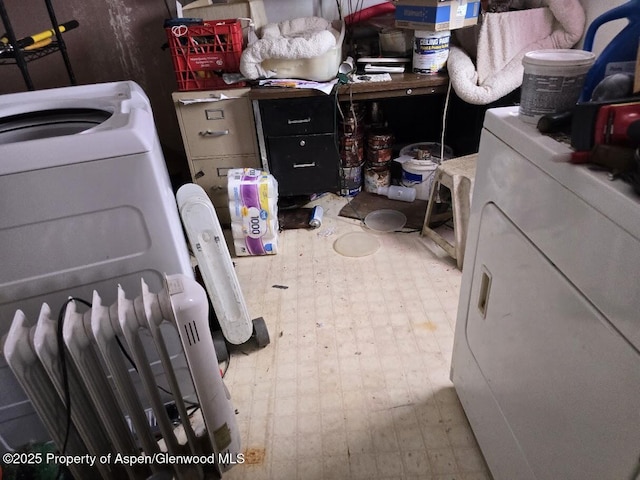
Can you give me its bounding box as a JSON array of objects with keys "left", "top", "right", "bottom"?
[{"left": 338, "top": 191, "right": 450, "bottom": 230}]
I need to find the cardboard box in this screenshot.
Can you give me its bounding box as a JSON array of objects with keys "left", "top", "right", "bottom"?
[
  {"left": 395, "top": 0, "right": 480, "bottom": 31},
  {"left": 181, "top": 0, "right": 268, "bottom": 40}
]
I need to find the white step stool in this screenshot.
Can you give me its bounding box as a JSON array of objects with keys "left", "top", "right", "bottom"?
[{"left": 421, "top": 153, "right": 477, "bottom": 270}]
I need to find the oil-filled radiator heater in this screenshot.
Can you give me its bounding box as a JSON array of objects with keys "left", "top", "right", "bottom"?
[{"left": 2, "top": 274, "right": 241, "bottom": 480}]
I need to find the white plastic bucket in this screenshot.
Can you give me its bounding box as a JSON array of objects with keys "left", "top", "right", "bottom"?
[
  {"left": 413, "top": 30, "right": 450, "bottom": 74},
  {"left": 401, "top": 159, "right": 438, "bottom": 200},
  {"left": 397, "top": 142, "right": 453, "bottom": 200},
  {"left": 519, "top": 49, "right": 596, "bottom": 124},
  {"left": 399, "top": 142, "right": 453, "bottom": 159}
]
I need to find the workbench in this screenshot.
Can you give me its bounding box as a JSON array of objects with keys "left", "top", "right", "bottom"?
[
  {"left": 250, "top": 73, "right": 450, "bottom": 196},
  {"left": 250, "top": 72, "right": 450, "bottom": 101},
  {"left": 172, "top": 73, "right": 450, "bottom": 219}
]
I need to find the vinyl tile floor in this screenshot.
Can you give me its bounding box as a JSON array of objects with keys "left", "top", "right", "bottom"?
[{"left": 222, "top": 193, "right": 491, "bottom": 480}]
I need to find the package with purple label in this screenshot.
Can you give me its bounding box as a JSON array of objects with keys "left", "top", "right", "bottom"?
[{"left": 228, "top": 168, "right": 279, "bottom": 256}]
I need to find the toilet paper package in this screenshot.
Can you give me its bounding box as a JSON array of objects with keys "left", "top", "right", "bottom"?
[{"left": 227, "top": 168, "right": 279, "bottom": 256}]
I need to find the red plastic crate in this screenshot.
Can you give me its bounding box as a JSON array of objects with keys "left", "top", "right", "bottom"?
[{"left": 166, "top": 19, "right": 245, "bottom": 91}]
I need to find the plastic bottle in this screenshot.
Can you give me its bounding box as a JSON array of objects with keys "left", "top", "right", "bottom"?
[
  {"left": 377, "top": 185, "right": 416, "bottom": 202},
  {"left": 580, "top": 0, "right": 640, "bottom": 101}
]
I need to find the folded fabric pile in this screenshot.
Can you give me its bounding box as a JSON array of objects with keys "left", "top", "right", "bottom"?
[{"left": 240, "top": 16, "right": 339, "bottom": 80}]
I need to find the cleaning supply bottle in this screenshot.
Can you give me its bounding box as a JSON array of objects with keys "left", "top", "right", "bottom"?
[
  {"left": 580, "top": 0, "right": 640, "bottom": 101},
  {"left": 377, "top": 185, "right": 416, "bottom": 202}
]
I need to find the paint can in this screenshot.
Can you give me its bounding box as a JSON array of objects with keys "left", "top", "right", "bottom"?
[
  {"left": 367, "top": 129, "right": 394, "bottom": 150},
  {"left": 366, "top": 128, "right": 394, "bottom": 165},
  {"left": 340, "top": 133, "right": 364, "bottom": 167},
  {"left": 364, "top": 162, "right": 391, "bottom": 193},
  {"left": 519, "top": 49, "right": 595, "bottom": 124},
  {"left": 367, "top": 147, "right": 393, "bottom": 164},
  {"left": 340, "top": 102, "right": 365, "bottom": 136},
  {"left": 340, "top": 163, "right": 363, "bottom": 197},
  {"left": 413, "top": 30, "right": 450, "bottom": 74},
  {"left": 340, "top": 116, "right": 364, "bottom": 137}
]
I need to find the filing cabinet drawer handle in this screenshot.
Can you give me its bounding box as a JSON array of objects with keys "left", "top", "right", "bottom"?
[
  {"left": 199, "top": 129, "right": 230, "bottom": 137},
  {"left": 293, "top": 162, "right": 316, "bottom": 168},
  {"left": 287, "top": 117, "right": 311, "bottom": 125},
  {"left": 179, "top": 94, "right": 238, "bottom": 105}
]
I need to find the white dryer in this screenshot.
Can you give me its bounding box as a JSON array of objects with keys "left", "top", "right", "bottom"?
[
  {"left": 0, "top": 82, "right": 193, "bottom": 452},
  {"left": 451, "top": 107, "right": 640, "bottom": 480}
]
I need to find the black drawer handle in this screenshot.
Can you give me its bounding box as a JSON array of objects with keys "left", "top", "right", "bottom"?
[
  {"left": 293, "top": 162, "right": 316, "bottom": 168},
  {"left": 287, "top": 117, "right": 311, "bottom": 125}
]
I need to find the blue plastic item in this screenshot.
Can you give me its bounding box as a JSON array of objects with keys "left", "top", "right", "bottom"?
[{"left": 581, "top": 0, "right": 640, "bottom": 101}]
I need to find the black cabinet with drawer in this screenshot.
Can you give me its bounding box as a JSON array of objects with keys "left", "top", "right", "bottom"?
[{"left": 257, "top": 96, "right": 340, "bottom": 197}]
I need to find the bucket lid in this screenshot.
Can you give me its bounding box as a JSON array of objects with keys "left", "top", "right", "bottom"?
[
  {"left": 399, "top": 142, "right": 453, "bottom": 160},
  {"left": 364, "top": 209, "right": 407, "bottom": 233},
  {"left": 523, "top": 49, "right": 596, "bottom": 67},
  {"left": 406, "top": 158, "right": 438, "bottom": 168}
]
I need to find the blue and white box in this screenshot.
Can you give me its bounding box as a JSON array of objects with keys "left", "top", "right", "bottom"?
[{"left": 395, "top": 0, "right": 480, "bottom": 31}]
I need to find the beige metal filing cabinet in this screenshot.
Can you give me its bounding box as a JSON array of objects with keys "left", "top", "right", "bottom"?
[{"left": 172, "top": 88, "right": 260, "bottom": 225}]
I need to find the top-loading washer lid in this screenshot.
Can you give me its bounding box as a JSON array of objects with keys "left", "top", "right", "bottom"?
[{"left": 0, "top": 108, "right": 112, "bottom": 145}]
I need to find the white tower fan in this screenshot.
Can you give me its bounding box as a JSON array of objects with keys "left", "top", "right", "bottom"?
[{"left": 176, "top": 183, "right": 270, "bottom": 355}]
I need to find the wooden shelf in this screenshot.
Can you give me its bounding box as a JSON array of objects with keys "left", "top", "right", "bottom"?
[
  {"left": 338, "top": 73, "right": 449, "bottom": 100},
  {"left": 249, "top": 73, "right": 449, "bottom": 101}
]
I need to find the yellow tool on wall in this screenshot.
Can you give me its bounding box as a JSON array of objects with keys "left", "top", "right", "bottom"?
[{"left": 0, "top": 19, "right": 78, "bottom": 54}]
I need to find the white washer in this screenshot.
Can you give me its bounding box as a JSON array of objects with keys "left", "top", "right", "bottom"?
[
  {"left": 451, "top": 107, "right": 640, "bottom": 480},
  {"left": 0, "top": 81, "right": 193, "bottom": 452}
]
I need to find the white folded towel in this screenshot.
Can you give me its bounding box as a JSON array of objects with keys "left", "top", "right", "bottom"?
[
  {"left": 240, "top": 16, "right": 338, "bottom": 80},
  {"left": 448, "top": 0, "right": 586, "bottom": 105}
]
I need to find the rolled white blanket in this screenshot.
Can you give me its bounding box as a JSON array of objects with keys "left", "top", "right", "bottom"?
[{"left": 240, "top": 16, "right": 338, "bottom": 80}]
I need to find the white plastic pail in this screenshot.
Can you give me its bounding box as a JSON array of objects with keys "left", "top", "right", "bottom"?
[
  {"left": 401, "top": 159, "right": 438, "bottom": 200},
  {"left": 398, "top": 142, "right": 453, "bottom": 200},
  {"left": 519, "top": 49, "right": 596, "bottom": 124}
]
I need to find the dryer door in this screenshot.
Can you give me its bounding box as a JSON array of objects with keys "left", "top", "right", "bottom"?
[{"left": 464, "top": 203, "right": 640, "bottom": 480}]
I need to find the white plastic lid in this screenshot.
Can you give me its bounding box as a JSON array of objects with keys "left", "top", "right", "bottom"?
[
  {"left": 523, "top": 49, "right": 596, "bottom": 67},
  {"left": 364, "top": 209, "right": 407, "bottom": 232}
]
